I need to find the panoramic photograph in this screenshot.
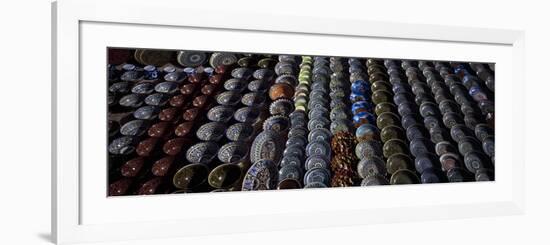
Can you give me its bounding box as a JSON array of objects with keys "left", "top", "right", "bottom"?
[{"left": 106, "top": 48, "right": 495, "bottom": 196}]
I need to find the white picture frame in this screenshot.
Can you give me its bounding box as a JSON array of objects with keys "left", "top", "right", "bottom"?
[{"left": 52, "top": 0, "right": 525, "bottom": 244}]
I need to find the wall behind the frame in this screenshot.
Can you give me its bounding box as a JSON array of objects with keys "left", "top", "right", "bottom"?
[{"left": 0, "top": 0, "right": 547, "bottom": 244}]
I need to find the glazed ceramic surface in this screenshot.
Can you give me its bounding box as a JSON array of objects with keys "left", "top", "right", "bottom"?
[{"left": 107, "top": 49, "right": 495, "bottom": 196}]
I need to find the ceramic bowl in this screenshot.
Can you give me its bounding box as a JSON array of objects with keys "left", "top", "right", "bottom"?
[
  {"left": 355, "top": 124, "right": 380, "bottom": 142},
  {"left": 237, "top": 56, "right": 254, "bottom": 67},
  {"left": 226, "top": 122, "right": 255, "bottom": 142},
  {"left": 250, "top": 130, "right": 284, "bottom": 164},
  {"left": 185, "top": 142, "right": 220, "bottom": 164},
  {"left": 247, "top": 79, "right": 269, "bottom": 93},
  {"left": 176, "top": 51, "right": 207, "bottom": 67},
  {"left": 262, "top": 115, "right": 290, "bottom": 133},
  {"left": 304, "top": 154, "right": 330, "bottom": 170},
  {"left": 376, "top": 112, "right": 401, "bottom": 129},
  {"left": 196, "top": 122, "right": 226, "bottom": 142},
  {"left": 371, "top": 90, "right": 393, "bottom": 104},
  {"left": 279, "top": 148, "right": 303, "bottom": 166},
  {"left": 351, "top": 101, "right": 373, "bottom": 115},
  {"left": 475, "top": 168, "right": 494, "bottom": 181},
  {"left": 234, "top": 106, "right": 261, "bottom": 123},
  {"left": 208, "top": 163, "right": 243, "bottom": 189},
  {"left": 305, "top": 140, "right": 331, "bottom": 158},
  {"left": 108, "top": 136, "right": 136, "bottom": 155},
  {"left": 133, "top": 105, "right": 160, "bottom": 120},
  {"left": 474, "top": 124, "right": 493, "bottom": 142},
  {"left": 420, "top": 168, "right": 441, "bottom": 183},
  {"left": 257, "top": 58, "right": 277, "bottom": 68},
  {"left": 285, "top": 135, "right": 307, "bottom": 149},
  {"left": 308, "top": 128, "right": 332, "bottom": 143},
  {"left": 269, "top": 99, "right": 294, "bottom": 116},
  {"left": 352, "top": 112, "right": 376, "bottom": 127},
  {"left": 209, "top": 52, "right": 238, "bottom": 67},
  {"left": 464, "top": 151, "right": 490, "bottom": 174},
  {"left": 278, "top": 165, "right": 302, "bottom": 182},
  {"left": 418, "top": 101, "right": 439, "bottom": 117},
  {"left": 207, "top": 105, "right": 235, "bottom": 123},
  {"left": 282, "top": 145, "right": 305, "bottom": 161},
  {"left": 288, "top": 126, "right": 308, "bottom": 139},
  {"left": 154, "top": 81, "right": 179, "bottom": 94},
  {"left": 450, "top": 124, "right": 471, "bottom": 142},
  {"left": 386, "top": 153, "right": 412, "bottom": 174},
  {"left": 216, "top": 91, "right": 242, "bottom": 106},
  {"left": 482, "top": 136, "right": 495, "bottom": 157},
  {"left": 446, "top": 167, "right": 468, "bottom": 182},
  {"left": 163, "top": 138, "right": 192, "bottom": 156},
  {"left": 355, "top": 140, "right": 383, "bottom": 159},
  {"left": 383, "top": 139, "right": 408, "bottom": 158},
  {"left": 275, "top": 62, "right": 297, "bottom": 75},
  {"left": 405, "top": 124, "right": 429, "bottom": 141},
  {"left": 144, "top": 93, "right": 170, "bottom": 106},
  {"left": 440, "top": 153, "right": 463, "bottom": 172},
  {"left": 224, "top": 78, "right": 247, "bottom": 92},
  {"left": 390, "top": 169, "right": 420, "bottom": 185},
  {"left": 414, "top": 152, "right": 438, "bottom": 174},
  {"left": 119, "top": 94, "right": 143, "bottom": 108},
  {"left": 396, "top": 101, "right": 416, "bottom": 117},
  {"left": 253, "top": 68, "right": 275, "bottom": 80},
  {"left": 303, "top": 167, "right": 331, "bottom": 186},
  {"left": 231, "top": 67, "right": 254, "bottom": 80},
  {"left": 120, "top": 71, "right": 141, "bottom": 81},
  {"left": 360, "top": 175, "right": 389, "bottom": 186},
  {"left": 241, "top": 92, "right": 266, "bottom": 107},
  {"left": 120, "top": 119, "right": 149, "bottom": 136},
  {"left": 409, "top": 138, "right": 434, "bottom": 158},
  {"left": 241, "top": 159, "right": 278, "bottom": 191},
  {"left": 268, "top": 83, "right": 294, "bottom": 100},
  {"left": 379, "top": 125, "right": 405, "bottom": 143},
  {"left": 173, "top": 163, "right": 210, "bottom": 190},
  {"left": 330, "top": 119, "right": 352, "bottom": 134},
  {"left": 371, "top": 80, "right": 392, "bottom": 93},
  {"left": 457, "top": 135, "right": 480, "bottom": 155},
  {"left": 308, "top": 107, "right": 329, "bottom": 119},
  {"left": 277, "top": 178, "right": 302, "bottom": 189},
  {"left": 303, "top": 182, "right": 327, "bottom": 188},
  {"left": 218, "top": 141, "right": 249, "bottom": 163},
  {"left": 307, "top": 117, "right": 330, "bottom": 131},
  {"left": 277, "top": 74, "right": 300, "bottom": 87},
  {"left": 357, "top": 156, "right": 387, "bottom": 178},
  {"left": 131, "top": 82, "right": 155, "bottom": 94}
]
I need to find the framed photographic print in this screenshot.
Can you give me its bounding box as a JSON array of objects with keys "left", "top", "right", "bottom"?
[{"left": 52, "top": 0, "right": 525, "bottom": 244}]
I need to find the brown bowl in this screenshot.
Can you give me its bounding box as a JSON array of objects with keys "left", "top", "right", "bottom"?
[{"left": 277, "top": 178, "right": 302, "bottom": 189}]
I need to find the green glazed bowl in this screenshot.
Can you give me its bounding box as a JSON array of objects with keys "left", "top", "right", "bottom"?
[
  {"left": 383, "top": 138, "right": 409, "bottom": 158},
  {"left": 375, "top": 102, "right": 397, "bottom": 116},
  {"left": 380, "top": 125, "right": 406, "bottom": 143},
  {"left": 386, "top": 153, "right": 413, "bottom": 174},
  {"left": 390, "top": 169, "right": 420, "bottom": 185},
  {"left": 173, "top": 163, "right": 210, "bottom": 190},
  {"left": 376, "top": 112, "right": 401, "bottom": 129},
  {"left": 372, "top": 90, "right": 393, "bottom": 105},
  {"left": 208, "top": 163, "right": 243, "bottom": 189}
]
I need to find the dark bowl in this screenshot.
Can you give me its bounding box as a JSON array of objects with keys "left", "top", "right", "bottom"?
[
  {"left": 277, "top": 178, "right": 302, "bottom": 189},
  {"left": 386, "top": 153, "right": 412, "bottom": 175},
  {"left": 173, "top": 163, "right": 210, "bottom": 190},
  {"left": 390, "top": 169, "right": 420, "bottom": 185},
  {"left": 185, "top": 142, "right": 220, "bottom": 164},
  {"left": 217, "top": 142, "right": 249, "bottom": 164},
  {"left": 208, "top": 163, "right": 243, "bottom": 189}
]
